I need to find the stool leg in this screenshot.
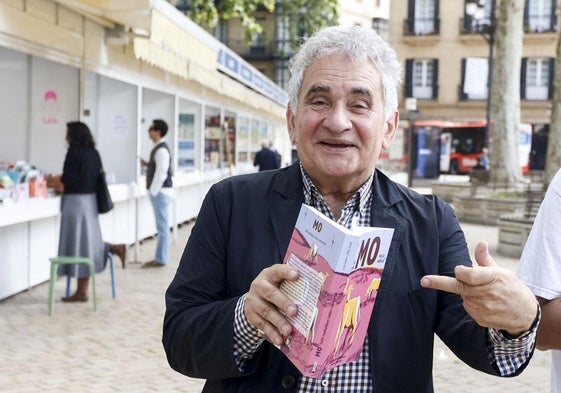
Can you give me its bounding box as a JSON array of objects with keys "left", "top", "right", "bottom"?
[
  {"left": 48, "top": 262, "right": 57, "bottom": 316},
  {"left": 108, "top": 253, "right": 116, "bottom": 299},
  {"left": 89, "top": 263, "right": 97, "bottom": 312},
  {"left": 65, "top": 275, "right": 71, "bottom": 297}
]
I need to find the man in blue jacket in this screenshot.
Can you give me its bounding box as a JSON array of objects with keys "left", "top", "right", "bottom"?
[
  {"left": 254, "top": 141, "right": 280, "bottom": 171},
  {"left": 163, "top": 25, "right": 539, "bottom": 392}
]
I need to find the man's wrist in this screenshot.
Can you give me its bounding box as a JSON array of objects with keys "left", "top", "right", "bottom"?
[{"left": 501, "top": 302, "right": 541, "bottom": 339}]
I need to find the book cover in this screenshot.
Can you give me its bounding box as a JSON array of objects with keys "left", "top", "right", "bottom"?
[{"left": 279, "top": 204, "right": 394, "bottom": 378}]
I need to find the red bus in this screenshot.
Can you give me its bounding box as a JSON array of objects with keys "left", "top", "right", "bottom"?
[{"left": 412, "top": 120, "right": 531, "bottom": 176}]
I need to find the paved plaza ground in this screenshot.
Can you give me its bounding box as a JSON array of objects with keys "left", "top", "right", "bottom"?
[{"left": 0, "top": 211, "right": 552, "bottom": 392}]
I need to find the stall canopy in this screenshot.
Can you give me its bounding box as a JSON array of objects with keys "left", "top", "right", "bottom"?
[{"left": 54, "top": 0, "right": 288, "bottom": 117}]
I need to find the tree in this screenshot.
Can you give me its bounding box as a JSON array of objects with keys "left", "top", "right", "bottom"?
[
  {"left": 172, "top": 0, "right": 338, "bottom": 44},
  {"left": 544, "top": 1, "right": 561, "bottom": 186},
  {"left": 488, "top": 0, "right": 525, "bottom": 185},
  {"left": 276, "top": 0, "right": 339, "bottom": 49}
]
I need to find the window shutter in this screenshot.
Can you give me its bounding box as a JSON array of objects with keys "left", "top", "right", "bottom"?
[
  {"left": 434, "top": 0, "right": 440, "bottom": 34},
  {"left": 460, "top": 58, "right": 467, "bottom": 100},
  {"left": 548, "top": 58, "right": 555, "bottom": 100},
  {"left": 407, "top": 0, "right": 415, "bottom": 35},
  {"left": 520, "top": 58, "right": 527, "bottom": 99},
  {"left": 432, "top": 59, "right": 439, "bottom": 99},
  {"left": 550, "top": 0, "right": 557, "bottom": 32},
  {"left": 523, "top": 1, "right": 529, "bottom": 31},
  {"left": 405, "top": 59, "right": 414, "bottom": 97}
]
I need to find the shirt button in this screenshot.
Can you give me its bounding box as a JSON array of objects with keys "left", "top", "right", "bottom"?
[
  {"left": 321, "top": 379, "right": 329, "bottom": 387},
  {"left": 281, "top": 375, "right": 296, "bottom": 390}
]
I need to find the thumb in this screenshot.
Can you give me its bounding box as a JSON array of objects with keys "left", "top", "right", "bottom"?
[{"left": 474, "top": 241, "right": 496, "bottom": 267}]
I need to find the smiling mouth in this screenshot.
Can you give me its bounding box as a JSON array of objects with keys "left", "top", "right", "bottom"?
[{"left": 320, "top": 141, "right": 354, "bottom": 148}]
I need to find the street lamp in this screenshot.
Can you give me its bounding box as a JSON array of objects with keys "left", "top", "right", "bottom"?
[{"left": 465, "top": 0, "right": 496, "bottom": 149}]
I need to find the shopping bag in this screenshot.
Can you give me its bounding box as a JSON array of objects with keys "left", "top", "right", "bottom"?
[{"left": 96, "top": 170, "right": 114, "bottom": 214}]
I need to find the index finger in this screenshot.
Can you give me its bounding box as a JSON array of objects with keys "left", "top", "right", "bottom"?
[
  {"left": 263, "top": 264, "right": 299, "bottom": 285},
  {"left": 420, "top": 275, "right": 464, "bottom": 295}
]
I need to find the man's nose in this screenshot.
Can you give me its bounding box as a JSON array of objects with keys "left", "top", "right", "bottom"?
[{"left": 322, "top": 104, "right": 352, "bottom": 133}]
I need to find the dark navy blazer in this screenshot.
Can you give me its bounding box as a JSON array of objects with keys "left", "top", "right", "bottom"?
[{"left": 163, "top": 162, "right": 528, "bottom": 393}]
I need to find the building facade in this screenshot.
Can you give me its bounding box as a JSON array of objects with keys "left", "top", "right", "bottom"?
[
  {"left": 390, "top": 0, "right": 556, "bottom": 126},
  {"left": 387, "top": 0, "right": 557, "bottom": 173}
]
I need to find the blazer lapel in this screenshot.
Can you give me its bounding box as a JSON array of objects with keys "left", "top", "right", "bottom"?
[
  {"left": 270, "top": 163, "right": 305, "bottom": 260},
  {"left": 368, "top": 174, "right": 407, "bottom": 328}
]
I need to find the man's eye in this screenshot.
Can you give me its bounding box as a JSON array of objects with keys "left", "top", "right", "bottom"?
[
  {"left": 310, "top": 100, "right": 328, "bottom": 108},
  {"left": 351, "top": 103, "right": 369, "bottom": 112}
]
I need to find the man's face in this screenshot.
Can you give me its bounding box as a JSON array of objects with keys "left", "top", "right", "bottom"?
[
  {"left": 287, "top": 54, "right": 398, "bottom": 189},
  {"left": 148, "top": 125, "right": 158, "bottom": 142}
]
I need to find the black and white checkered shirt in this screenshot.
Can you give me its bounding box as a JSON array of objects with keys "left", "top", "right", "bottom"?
[{"left": 233, "top": 165, "right": 537, "bottom": 391}]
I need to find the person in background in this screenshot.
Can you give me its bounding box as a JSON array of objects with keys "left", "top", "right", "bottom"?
[
  {"left": 163, "top": 25, "right": 539, "bottom": 392},
  {"left": 270, "top": 141, "right": 282, "bottom": 168},
  {"left": 140, "top": 119, "right": 173, "bottom": 268},
  {"left": 475, "top": 147, "right": 490, "bottom": 170},
  {"left": 517, "top": 168, "right": 561, "bottom": 393},
  {"left": 58, "top": 121, "right": 126, "bottom": 302},
  {"left": 253, "top": 141, "right": 280, "bottom": 171}
]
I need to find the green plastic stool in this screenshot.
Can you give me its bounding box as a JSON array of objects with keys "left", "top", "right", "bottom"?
[{"left": 48, "top": 256, "right": 97, "bottom": 315}]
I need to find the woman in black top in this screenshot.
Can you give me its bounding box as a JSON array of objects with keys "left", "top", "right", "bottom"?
[{"left": 57, "top": 121, "right": 127, "bottom": 302}]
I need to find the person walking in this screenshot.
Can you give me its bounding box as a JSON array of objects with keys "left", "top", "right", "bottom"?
[
  {"left": 270, "top": 141, "right": 282, "bottom": 168},
  {"left": 163, "top": 25, "right": 539, "bottom": 392},
  {"left": 253, "top": 141, "right": 280, "bottom": 171},
  {"left": 57, "top": 121, "right": 126, "bottom": 302},
  {"left": 518, "top": 168, "right": 561, "bottom": 393},
  {"left": 141, "top": 119, "right": 173, "bottom": 268}
]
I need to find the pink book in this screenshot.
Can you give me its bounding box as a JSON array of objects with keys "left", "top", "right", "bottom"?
[{"left": 279, "top": 204, "right": 394, "bottom": 378}]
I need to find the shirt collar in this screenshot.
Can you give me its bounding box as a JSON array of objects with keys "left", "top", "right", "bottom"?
[{"left": 299, "top": 162, "right": 374, "bottom": 216}]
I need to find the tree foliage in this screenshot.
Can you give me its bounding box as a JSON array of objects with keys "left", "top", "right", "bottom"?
[
  {"left": 175, "top": 0, "right": 338, "bottom": 43},
  {"left": 276, "top": 0, "right": 339, "bottom": 46},
  {"left": 184, "top": 0, "right": 274, "bottom": 39}
]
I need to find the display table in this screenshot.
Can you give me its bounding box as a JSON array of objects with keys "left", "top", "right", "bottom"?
[
  {"left": 0, "top": 169, "right": 247, "bottom": 300},
  {"left": 0, "top": 196, "right": 61, "bottom": 300}
]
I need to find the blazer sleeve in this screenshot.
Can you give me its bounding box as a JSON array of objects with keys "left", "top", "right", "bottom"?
[
  {"left": 163, "top": 181, "right": 268, "bottom": 380},
  {"left": 433, "top": 201, "right": 499, "bottom": 375}
]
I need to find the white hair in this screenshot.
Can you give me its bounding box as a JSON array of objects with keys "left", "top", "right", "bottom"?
[{"left": 287, "top": 25, "right": 402, "bottom": 121}]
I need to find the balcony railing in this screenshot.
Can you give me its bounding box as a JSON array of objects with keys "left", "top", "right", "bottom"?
[
  {"left": 460, "top": 17, "right": 557, "bottom": 35},
  {"left": 403, "top": 18, "right": 440, "bottom": 36}
]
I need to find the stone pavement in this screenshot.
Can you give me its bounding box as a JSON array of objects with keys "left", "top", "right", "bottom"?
[{"left": 0, "top": 217, "right": 551, "bottom": 392}]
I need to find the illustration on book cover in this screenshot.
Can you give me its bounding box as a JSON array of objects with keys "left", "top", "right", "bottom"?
[{"left": 279, "top": 204, "right": 394, "bottom": 378}]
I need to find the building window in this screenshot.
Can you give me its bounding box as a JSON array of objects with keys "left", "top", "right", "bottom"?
[
  {"left": 521, "top": 58, "right": 553, "bottom": 100},
  {"left": 250, "top": 17, "right": 266, "bottom": 53},
  {"left": 524, "top": 0, "right": 557, "bottom": 33},
  {"left": 405, "top": 58, "right": 438, "bottom": 100},
  {"left": 461, "top": 57, "right": 489, "bottom": 100},
  {"left": 407, "top": 0, "right": 439, "bottom": 35},
  {"left": 213, "top": 20, "right": 228, "bottom": 44},
  {"left": 274, "top": 59, "right": 290, "bottom": 90},
  {"left": 372, "top": 18, "right": 388, "bottom": 40}
]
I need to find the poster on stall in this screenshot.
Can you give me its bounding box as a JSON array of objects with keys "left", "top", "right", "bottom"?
[
  {"left": 40, "top": 89, "right": 61, "bottom": 126},
  {"left": 110, "top": 113, "right": 129, "bottom": 138},
  {"left": 178, "top": 114, "right": 195, "bottom": 168}
]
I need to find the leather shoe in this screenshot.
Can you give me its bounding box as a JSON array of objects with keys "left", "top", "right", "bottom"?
[
  {"left": 141, "top": 261, "right": 165, "bottom": 268},
  {"left": 61, "top": 292, "right": 88, "bottom": 302},
  {"left": 109, "top": 244, "right": 127, "bottom": 269}
]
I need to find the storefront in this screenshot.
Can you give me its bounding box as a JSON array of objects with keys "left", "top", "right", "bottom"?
[{"left": 0, "top": 0, "right": 289, "bottom": 299}]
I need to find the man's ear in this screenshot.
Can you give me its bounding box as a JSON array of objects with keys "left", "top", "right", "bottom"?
[
  {"left": 286, "top": 106, "right": 297, "bottom": 145},
  {"left": 382, "top": 111, "right": 400, "bottom": 150}
]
